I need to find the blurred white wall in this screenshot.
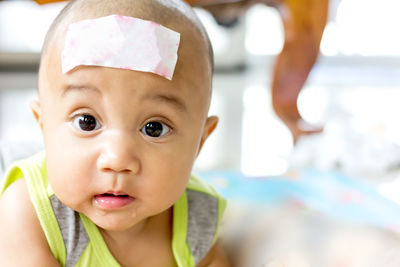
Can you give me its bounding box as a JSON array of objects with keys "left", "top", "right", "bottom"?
[
  {"left": 2, "top": 0, "right": 400, "bottom": 56},
  {"left": 0, "top": 1, "right": 66, "bottom": 53}
]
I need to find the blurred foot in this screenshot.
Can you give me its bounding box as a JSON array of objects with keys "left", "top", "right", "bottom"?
[
  {"left": 287, "top": 118, "right": 323, "bottom": 144},
  {"left": 273, "top": 105, "right": 323, "bottom": 143}
]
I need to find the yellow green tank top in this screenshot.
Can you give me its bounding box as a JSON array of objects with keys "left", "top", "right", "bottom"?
[{"left": 0, "top": 152, "right": 226, "bottom": 267}]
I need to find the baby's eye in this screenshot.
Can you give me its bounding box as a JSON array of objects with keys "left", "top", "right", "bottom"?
[
  {"left": 141, "top": 121, "right": 171, "bottom": 138},
  {"left": 72, "top": 114, "right": 101, "bottom": 132}
]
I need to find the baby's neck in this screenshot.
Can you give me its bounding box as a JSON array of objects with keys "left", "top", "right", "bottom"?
[{"left": 100, "top": 208, "right": 175, "bottom": 266}]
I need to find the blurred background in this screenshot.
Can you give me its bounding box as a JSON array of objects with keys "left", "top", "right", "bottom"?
[{"left": 2, "top": 0, "right": 400, "bottom": 266}]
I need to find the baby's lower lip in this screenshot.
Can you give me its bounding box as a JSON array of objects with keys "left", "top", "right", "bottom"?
[{"left": 94, "top": 194, "right": 135, "bottom": 209}]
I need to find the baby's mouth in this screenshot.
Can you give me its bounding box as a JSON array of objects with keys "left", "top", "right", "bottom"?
[
  {"left": 101, "top": 193, "right": 130, "bottom": 197},
  {"left": 94, "top": 192, "right": 135, "bottom": 209}
]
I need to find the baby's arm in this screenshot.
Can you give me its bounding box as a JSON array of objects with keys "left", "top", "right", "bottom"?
[
  {"left": 0, "top": 178, "right": 60, "bottom": 267},
  {"left": 197, "top": 240, "right": 231, "bottom": 267}
]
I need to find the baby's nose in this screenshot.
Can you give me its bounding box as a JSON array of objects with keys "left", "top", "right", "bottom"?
[{"left": 96, "top": 131, "right": 140, "bottom": 174}]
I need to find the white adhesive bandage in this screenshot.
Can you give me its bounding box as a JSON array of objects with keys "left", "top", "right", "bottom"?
[{"left": 62, "top": 14, "right": 180, "bottom": 80}]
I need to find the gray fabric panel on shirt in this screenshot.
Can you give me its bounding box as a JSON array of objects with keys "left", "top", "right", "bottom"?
[
  {"left": 186, "top": 189, "right": 218, "bottom": 265},
  {"left": 50, "top": 195, "right": 90, "bottom": 267}
]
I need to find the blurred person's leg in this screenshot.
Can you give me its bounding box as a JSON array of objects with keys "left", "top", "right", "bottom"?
[
  {"left": 272, "top": 0, "right": 328, "bottom": 142},
  {"left": 190, "top": 0, "right": 329, "bottom": 143}
]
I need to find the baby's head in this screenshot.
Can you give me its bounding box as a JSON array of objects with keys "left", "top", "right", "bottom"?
[{"left": 32, "top": 0, "right": 217, "bottom": 231}]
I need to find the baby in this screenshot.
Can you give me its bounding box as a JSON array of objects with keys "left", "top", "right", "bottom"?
[{"left": 0, "top": 0, "right": 228, "bottom": 266}]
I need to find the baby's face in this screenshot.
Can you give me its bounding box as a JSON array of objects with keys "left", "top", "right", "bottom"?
[{"left": 34, "top": 36, "right": 214, "bottom": 231}]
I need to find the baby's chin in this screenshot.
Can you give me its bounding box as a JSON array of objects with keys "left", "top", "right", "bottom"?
[
  {"left": 89, "top": 210, "right": 143, "bottom": 232},
  {"left": 87, "top": 203, "right": 168, "bottom": 233}
]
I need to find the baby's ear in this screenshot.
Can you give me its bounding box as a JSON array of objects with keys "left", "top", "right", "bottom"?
[
  {"left": 30, "top": 100, "right": 43, "bottom": 129},
  {"left": 198, "top": 115, "right": 218, "bottom": 155}
]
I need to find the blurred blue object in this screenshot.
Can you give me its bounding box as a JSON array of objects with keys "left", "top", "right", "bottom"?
[{"left": 199, "top": 169, "right": 400, "bottom": 231}]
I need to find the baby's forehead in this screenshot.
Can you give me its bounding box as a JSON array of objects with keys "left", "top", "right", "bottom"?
[{"left": 40, "top": 2, "right": 212, "bottom": 108}]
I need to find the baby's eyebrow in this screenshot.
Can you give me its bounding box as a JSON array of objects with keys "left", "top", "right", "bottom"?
[
  {"left": 61, "top": 84, "right": 101, "bottom": 97},
  {"left": 145, "top": 93, "right": 187, "bottom": 113}
]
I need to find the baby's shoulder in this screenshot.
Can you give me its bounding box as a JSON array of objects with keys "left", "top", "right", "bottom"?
[
  {"left": 0, "top": 178, "right": 58, "bottom": 265},
  {"left": 0, "top": 178, "right": 35, "bottom": 226}
]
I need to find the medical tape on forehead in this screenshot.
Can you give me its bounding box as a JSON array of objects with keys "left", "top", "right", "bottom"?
[{"left": 61, "top": 14, "right": 180, "bottom": 80}]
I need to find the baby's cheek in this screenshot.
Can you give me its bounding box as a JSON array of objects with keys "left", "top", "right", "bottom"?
[
  {"left": 143, "top": 174, "right": 187, "bottom": 207},
  {"left": 49, "top": 178, "right": 88, "bottom": 212},
  {"left": 47, "top": 156, "right": 87, "bottom": 204}
]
